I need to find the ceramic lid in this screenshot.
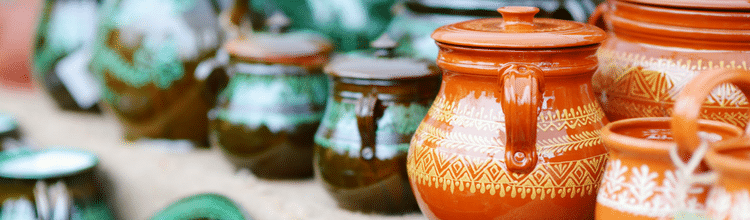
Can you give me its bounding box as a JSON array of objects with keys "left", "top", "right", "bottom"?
[
  {"left": 431, "top": 6, "right": 606, "bottom": 49},
  {"left": 620, "top": 0, "right": 750, "bottom": 10},
  {"left": 224, "top": 12, "right": 333, "bottom": 68},
  {"left": 0, "top": 148, "right": 98, "bottom": 179},
  {"left": 325, "top": 34, "right": 439, "bottom": 80}
]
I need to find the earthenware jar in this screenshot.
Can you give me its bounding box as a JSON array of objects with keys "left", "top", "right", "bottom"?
[
  {"left": 198, "top": 11, "right": 333, "bottom": 179},
  {"left": 386, "top": 0, "right": 599, "bottom": 61},
  {"left": 314, "top": 34, "right": 440, "bottom": 214},
  {"left": 150, "top": 194, "right": 248, "bottom": 219},
  {"left": 32, "top": 0, "right": 101, "bottom": 112},
  {"left": 589, "top": 0, "right": 750, "bottom": 127},
  {"left": 663, "top": 68, "right": 750, "bottom": 220},
  {"left": 90, "top": 0, "right": 223, "bottom": 146},
  {"left": 406, "top": 6, "right": 609, "bottom": 219},
  {"left": 596, "top": 68, "right": 750, "bottom": 219}
]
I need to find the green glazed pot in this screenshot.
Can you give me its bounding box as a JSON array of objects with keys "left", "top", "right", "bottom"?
[
  {"left": 248, "top": 0, "right": 397, "bottom": 52},
  {"left": 32, "top": 0, "right": 102, "bottom": 113},
  {"left": 313, "top": 38, "right": 441, "bottom": 214},
  {"left": 198, "top": 24, "right": 334, "bottom": 178},
  {"left": 90, "top": 0, "right": 224, "bottom": 146},
  {"left": 150, "top": 194, "right": 248, "bottom": 220}
]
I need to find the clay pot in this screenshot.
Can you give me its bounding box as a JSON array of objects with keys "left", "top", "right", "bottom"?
[
  {"left": 665, "top": 68, "right": 750, "bottom": 220},
  {"left": 90, "top": 0, "right": 224, "bottom": 146},
  {"left": 32, "top": 0, "right": 101, "bottom": 113},
  {"left": 589, "top": 0, "right": 750, "bottom": 127},
  {"left": 198, "top": 10, "right": 333, "bottom": 179},
  {"left": 313, "top": 34, "right": 440, "bottom": 214},
  {"left": 597, "top": 68, "right": 750, "bottom": 219},
  {"left": 406, "top": 6, "right": 609, "bottom": 219}
]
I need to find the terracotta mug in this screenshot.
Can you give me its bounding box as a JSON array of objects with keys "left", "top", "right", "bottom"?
[
  {"left": 597, "top": 68, "right": 750, "bottom": 219},
  {"left": 667, "top": 68, "right": 750, "bottom": 220}
]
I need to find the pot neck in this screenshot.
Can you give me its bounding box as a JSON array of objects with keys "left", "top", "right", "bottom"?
[
  {"left": 607, "top": 0, "right": 750, "bottom": 47},
  {"left": 330, "top": 76, "right": 441, "bottom": 102},
  {"left": 435, "top": 42, "right": 599, "bottom": 78}
]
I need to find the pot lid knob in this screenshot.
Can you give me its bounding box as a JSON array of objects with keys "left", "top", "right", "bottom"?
[
  {"left": 266, "top": 11, "right": 291, "bottom": 34},
  {"left": 370, "top": 33, "right": 398, "bottom": 58},
  {"left": 497, "top": 6, "right": 539, "bottom": 32}
]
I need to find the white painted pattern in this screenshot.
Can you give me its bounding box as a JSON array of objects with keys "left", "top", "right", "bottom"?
[
  {"left": 597, "top": 159, "right": 705, "bottom": 218},
  {"left": 707, "top": 186, "right": 750, "bottom": 220}
]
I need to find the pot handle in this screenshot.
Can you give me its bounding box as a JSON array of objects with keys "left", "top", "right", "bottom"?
[
  {"left": 671, "top": 69, "right": 750, "bottom": 163},
  {"left": 355, "top": 91, "right": 381, "bottom": 161},
  {"left": 499, "top": 63, "right": 545, "bottom": 174},
  {"left": 588, "top": 2, "right": 609, "bottom": 31},
  {"left": 194, "top": 49, "right": 230, "bottom": 106}
]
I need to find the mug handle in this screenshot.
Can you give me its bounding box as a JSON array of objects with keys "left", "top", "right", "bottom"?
[
  {"left": 355, "top": 91, "right": 381, "bottom": 161},
  {"left": 499, "top": 63, "right": 545, "bottom": 174},
  {"left": 671, "top": 69, "right": 750, "bottom": 162},
  {"left": 587, "top": 2, "right": 609, "bottom": 31},
  {"left": 194, "top": 49, "right": 230, "bottom": 106}
]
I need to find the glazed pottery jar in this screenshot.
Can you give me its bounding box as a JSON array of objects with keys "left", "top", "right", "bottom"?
[
  {"left": 314, "top": 35, "right": 440, "bottom": 214},
  {"left": 32, "top": 0, "right": 101, "bottom": 112},
  {"left": 386, "top": 0, "right": 599, "bottom": 61},
  {"left": 199, "top": 12, "right": 333, "bottom": 179},
  {"left": 0, "top": 114, "right": 20, "bottom": 151},
  {"left": 90, "top": 0, "right": 223, "bottom": 146},
  {"left": 597, "top": 68, "right": 750, "bottom": 219},
  {"left": 589, "top": 0, "right": 750, "bottom": 127},
  {"left": 248, "top": 0, "right": 397, "bottom": 51},
  {"left": 406, "top": 7, "right": 609, "bottom": 219}
]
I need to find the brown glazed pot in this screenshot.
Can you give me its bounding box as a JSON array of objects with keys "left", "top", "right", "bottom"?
[
  {"left": 597, "top": 68, "right": 750, "bottom": 219},
  {"left": 313, "top": 35, "right": 440, "bottom": 214},
  {"left": 406, "top": 7, "right": 609, "bottom": 219},
  {"left": 589, "top": 0, "right": 750, "bottom": 127},
  {"left": 199, "top": 11, "right": 334, "bottom": 179}
]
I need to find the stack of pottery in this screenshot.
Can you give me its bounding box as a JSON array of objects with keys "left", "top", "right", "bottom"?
[
  {"left": 200, "top": 9, "right": 333, "bottom": 179},
  {"left": 406, "top": 6, "right": 608, "bottom": 219},
  {"left": 90, "top": 0, "right": 223, "bottom": 146},
  {"left": 314, "top": 34, "right": 440, "bottom": 214},
  {"left": 590, "top": 0, "right": 750, "bottom": 127}
]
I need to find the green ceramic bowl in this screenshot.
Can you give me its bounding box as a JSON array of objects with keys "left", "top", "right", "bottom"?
[
  {"left": 0, "top": 148, "right": 98, "bottom": 180},
  {"left": 150, "top": 193, "right": 249, "bottom": 220}
]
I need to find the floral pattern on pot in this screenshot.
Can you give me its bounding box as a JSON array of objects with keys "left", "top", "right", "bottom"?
[
  {"left": 213, "top": 72, "right": 328, "bottom": 133},
  {"left": 707, "top": 187, "right": 750, "bottom": 220},
  {"left": 597, "top": 159, "right": 706, "bottom": 218}
]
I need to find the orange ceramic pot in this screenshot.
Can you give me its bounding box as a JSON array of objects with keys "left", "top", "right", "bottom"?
[
  {"left": 706, "top": 132, "right": 750, "bottom": 220},
  {"left": 406, "top": 7, "right": 609, "bottom": 219},
  {"left": 597, "top": 68, "right": 750, "bottom": 219},
  {"left": 590, "top": 0, "right": 750, "bottom": 127}
]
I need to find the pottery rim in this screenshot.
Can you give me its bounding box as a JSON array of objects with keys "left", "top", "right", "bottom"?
[{"left": 601, "top": 117, "right": 743, "bottom": 158}]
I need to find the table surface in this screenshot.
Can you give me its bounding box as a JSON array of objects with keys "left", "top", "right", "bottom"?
[{"left": 0, "top": 89, "right": 425, "bottom": 220}]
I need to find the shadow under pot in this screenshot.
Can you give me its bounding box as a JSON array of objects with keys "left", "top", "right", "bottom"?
[
  {"left": 199, "top": 28, "right": 333, "bottom": 179},
  {"left": 314, "top": 42, "right": 441, "bottom": 214}
]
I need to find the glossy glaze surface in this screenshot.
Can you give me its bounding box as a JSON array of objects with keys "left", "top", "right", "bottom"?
[
  {"left": 407, "top": 8, "right": 608, "bottom": 218},
  {"left": 315, "top": 54, "right": 440, "bottom": 213},
  {"left": 591, "top": 0, "right": 750, "bottom": 127},
  {"left": 33, "top": 0, "right": 101, "bottom": 112},
  {"left": 706, "top": 139, "right": 750, "bottom": 220},
  {"left": 212, "top": 70, "right": 327, "bottom": 179},
  {"left": 597, "top": 118, "right": 742, "bottom": 219},
  {"left": 91, "top": 0, "right": 222, "bottom": 146}
]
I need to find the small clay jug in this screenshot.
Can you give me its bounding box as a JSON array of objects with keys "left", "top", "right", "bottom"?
[
  {"left": 407, "top": 6, "right": 609, "bottom": 219},
  {"left": 597, "top": 68, "right": 750, "bottom": 219},
  {"left": 588, "top": 0, "right": 750, "bottom": 127},
  {"left": 197, "top": 10, "right": 333, "bottom": 179},
  {"left": 665, "top": 68, "right": 750, "bottom": 220},
  {"left": 313, "top": 34, "right": 440, "bottom": 214}
]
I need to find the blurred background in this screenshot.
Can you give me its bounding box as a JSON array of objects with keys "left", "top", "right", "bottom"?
[{"left": 0, "top": 0, "right": 604, "bottom": 219}]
